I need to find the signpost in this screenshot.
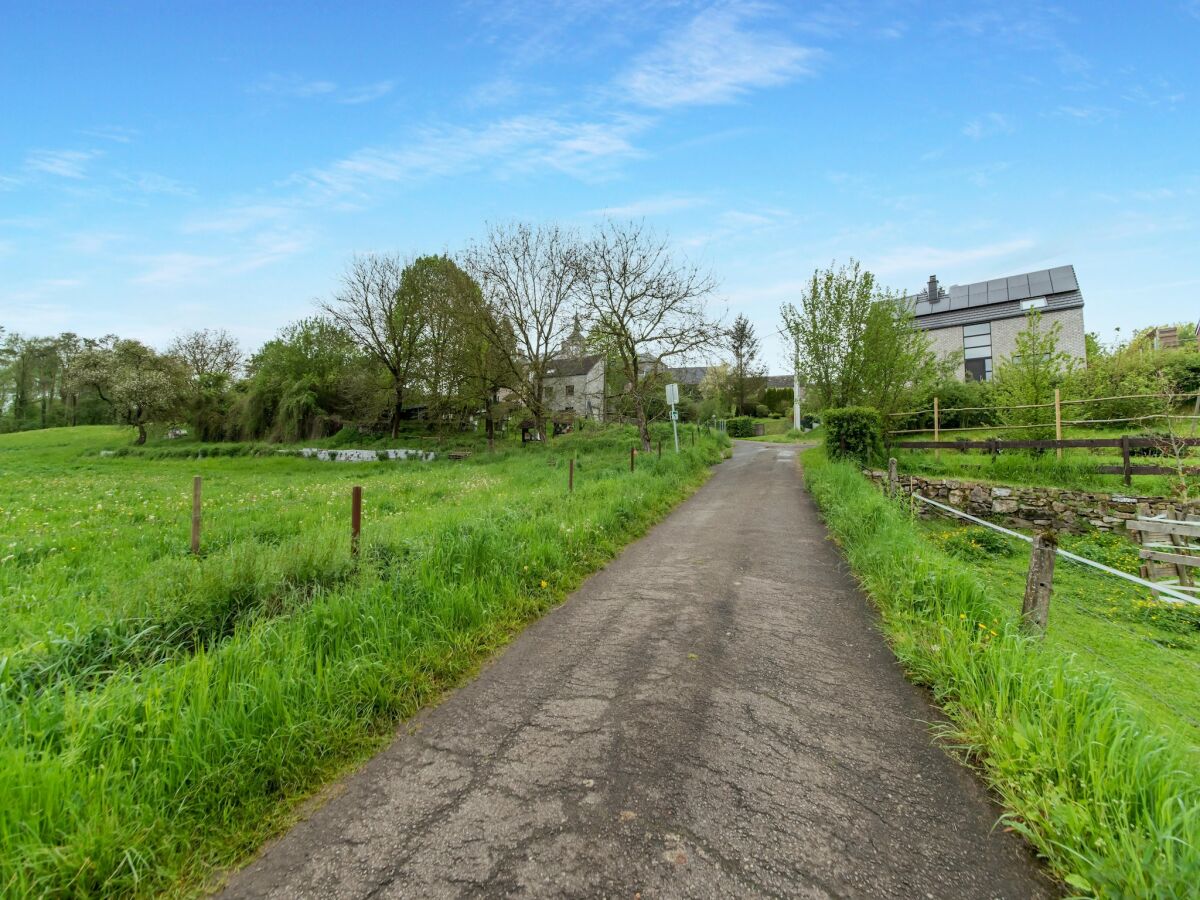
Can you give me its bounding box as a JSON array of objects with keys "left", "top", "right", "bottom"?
[{"left": 665, "top": 383, "right": 680, "bottom": 452}]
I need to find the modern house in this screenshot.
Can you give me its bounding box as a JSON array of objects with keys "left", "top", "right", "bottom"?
[{"left": 907, "top": 265, "right": 1087, "bottom": 381}]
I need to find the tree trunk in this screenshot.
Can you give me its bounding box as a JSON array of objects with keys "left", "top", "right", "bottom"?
[
  {"left": 391, "top": 388, "right": 403, "bottom": 440},
  {"left": 135, "top": 422, "right": 147, "bottom": 445},
  {"left": 485, "top": 408, "right": 495, "bottom": 452},
  {"left": 634, "top": 393, "right": 651, "bottom": 452}
]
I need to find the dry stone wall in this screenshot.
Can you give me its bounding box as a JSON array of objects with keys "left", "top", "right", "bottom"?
[{"left": 866, "top": 470, "right": 1197, "bottom": 534}]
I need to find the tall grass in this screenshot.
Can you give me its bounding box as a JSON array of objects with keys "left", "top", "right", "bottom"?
[
  {"left": 803, "top": 448, "right": 1200, "bottom": 897},
  {"left": 0, "top": 424, "right": 728, "bottom": 896}
]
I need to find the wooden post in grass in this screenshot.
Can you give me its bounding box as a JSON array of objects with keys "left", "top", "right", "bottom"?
[
  {"left": 1021, "top": 532, "right": 1056, "bottom": 634},
  {"left": 1121, "top": 435, "right": 1132, "bottom": 486},
  {"left": 351, "top": 485, "right": 362, "bottom": 557},
  {"left": 190, "top": 476, "right": 202, "bottom": 555},
  {"left": 691, "top": 426, "right": 695, "bottom": 447},
  {"left": 933, "top": 396, "right": 940, "bottom": 460},
  {"left": 630, "top": 446, "right": 636, "bottom": 472},
  {"left": 569, "top": 457, "right": 575, "bottom": 493},
  {"left": 887, "top": 457, "right": 898, "bottom": 498},
  {"left": 1054, "top": 388, "right": 1063, "bottom": 459},
  {"left": 657, "top": 439, "right": 662, "bottom": 458}
]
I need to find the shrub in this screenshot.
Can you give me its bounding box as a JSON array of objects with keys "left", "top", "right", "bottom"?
[
  {"left": 726, "top": 416, "right": 754, "bottom": 437},
  {"left": 754, "top": 404, "right": 770, "bottom": 418},
  {"left": 823, "top": 406, "right": 883, "bottom": 464}
]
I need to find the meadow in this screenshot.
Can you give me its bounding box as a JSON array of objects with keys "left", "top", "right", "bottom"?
[
  {"left": 803, "top": 448, "right": 1200, "bottom": 896},
  {"left": 0, "top": 424, "right": 728, "bottom": 897}
]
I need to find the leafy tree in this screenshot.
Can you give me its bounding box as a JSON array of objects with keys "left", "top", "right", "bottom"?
[
  {"left": 727, "top": 314, "right": 765, "bottom": 415},
  {"left": 169, "top": 329, "right": 244, "bottom": 440},
  {"left": 321, "top": 254, "right": 426, "bottom": 439},
  {"left": 992, "top": 311, "right": 1073, "bottom": 438},
  {"left": 578, "top": 220, "right": 719, "bottom": 450},
  {"left": 698, "top": 362, "right": 733, "bottom": 418},
  {"left": 781, "top": 260, "right": 943, "bottom": 420},
  {"left": 66, "top": 340, "right": 188, "bottom": 444},
  {"left": 781, "top": 261, "right": 875, "bottom": 411},
  {"left": 465, "top": 222, "right": 586, "bottom": 441}
]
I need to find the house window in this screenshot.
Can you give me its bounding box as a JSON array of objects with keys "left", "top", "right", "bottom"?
[
  {"left": 565, "top": 384, "right": 575, "bottom": 398},
  {"left": 963, "top": 322, "right": 992, "bottom": 382},
  {"left": 1021, "top": 297, "right": 1047, "bottom": 311}
]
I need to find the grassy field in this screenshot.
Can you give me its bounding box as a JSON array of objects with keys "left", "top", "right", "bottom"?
[
  {"left": 888, "top": 424, "right": 1193, "bottom": 494},
  {"left": 0, "top": 424, "right": 728, "bottom": 897},
  {"left": 803, "top": 448, "right": 1200, "bottom": 896}
]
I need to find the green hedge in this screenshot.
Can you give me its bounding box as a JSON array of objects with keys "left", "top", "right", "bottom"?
[
  {"left": 822, "top": 406, "right": 883, "bottom": 464},
  {"left": 726, "top": 416, "right": 754, "bottom": 438},
  {"left": 802, "top": 448, "right": 1200, "bottom": 897}
]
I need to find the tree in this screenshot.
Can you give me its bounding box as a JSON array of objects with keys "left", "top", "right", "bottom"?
[
  {"left": 858, "top": 296, "right": 947, "bottom": 420},
  {"left": 465, "top": 222, "right": 586, "bottom": 441},
  {"left": 321, "top": 254, "right": 426, "bottom": 439},
  {"left": 578, "top": 220, "right": 719, "bottom": 450},
  {"left": 66, "top": 339, "right": 187, "bottom": 444},
  {"left": 781, "top": 261, "right": 876, "bottom": 411},
  {"left": 992, "top": 310, "right": 1073, "bottom": 439},
  {"left": 727, "top": 314, "right": 764, "bottom": 415},
  {"left": 170, "top": 329, "right": 244, "bottom": 440},
  {"left": 698, "top": 362, "right": 734, "bottom": 418}
]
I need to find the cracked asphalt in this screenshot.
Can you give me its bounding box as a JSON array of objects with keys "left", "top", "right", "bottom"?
[{"left": 220, "top": 441, "right": 1055, "bottom": 899}]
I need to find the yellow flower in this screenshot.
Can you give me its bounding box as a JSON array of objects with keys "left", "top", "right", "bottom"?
[
  {"left": 540, "top": 580, "right": 548, "bottom": 589},
  {"left": 959, "top": 613, "right": 967, "bottom": 620}
]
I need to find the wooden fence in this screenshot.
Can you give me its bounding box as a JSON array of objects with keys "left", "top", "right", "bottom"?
[{"left": 890, "top": 435, "right": 1200, "bottom": 485}]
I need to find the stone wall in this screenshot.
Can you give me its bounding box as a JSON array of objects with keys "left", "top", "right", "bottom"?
[{"left": 866, "top": 470, "right": 1197, "bottom": 534}]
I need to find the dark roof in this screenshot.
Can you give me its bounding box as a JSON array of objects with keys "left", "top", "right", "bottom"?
[
  {"left": 545, "top": 353, "right": 603, "bottom": 378},
  {"left": 764, "top": 375, "right": 793, "bottom": 388},
  {"left": 908, "top": 265, "right": 1083, "bottom": 331},
  {"left": 667, "top": 365, "right": 709, "bottom": 386}
]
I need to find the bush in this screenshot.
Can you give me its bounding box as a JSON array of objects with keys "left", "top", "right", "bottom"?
[
  {"left": 823, "top": 407, "right": 883, "bottom": 464},
  {"left": 726, "top": 416, "right": 754, "bottom": 437},
  {"left": 754, "top": 404, "right": 770, "bottom": 418}
]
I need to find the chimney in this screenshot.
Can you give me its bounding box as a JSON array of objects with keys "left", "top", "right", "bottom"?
[{"left": 928, "top": 275, "right": 940, "bottom": 302}]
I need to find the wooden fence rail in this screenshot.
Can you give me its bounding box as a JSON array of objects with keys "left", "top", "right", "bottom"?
[{"left": 890, "top": 435, "right": 1200, "bottom": 485}]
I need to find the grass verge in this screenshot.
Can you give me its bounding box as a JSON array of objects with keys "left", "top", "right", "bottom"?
[
  {"left": 0, "top": 425, "right": 728, "bottom": 897},
  {"left": 802, "top": 447, "right": 1200, "bottom": 897}
]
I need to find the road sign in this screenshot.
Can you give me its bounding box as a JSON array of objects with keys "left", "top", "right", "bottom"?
[
  {"left": 670, "top": 409, "right": 678, "bottom": 421},
  {"left": 665, "top": 383, "right": 679, "bottom": 405}
]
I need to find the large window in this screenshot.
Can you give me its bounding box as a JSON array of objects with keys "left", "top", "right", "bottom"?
[
  {"left": 963, "top": 322, "right": 992, "bottom": 381},
  {"left": 565, "top": 384, "right": 575, "bottom": 398}
]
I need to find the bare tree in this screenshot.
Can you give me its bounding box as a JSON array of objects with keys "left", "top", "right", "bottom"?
[
  {"left": 169, "top": 328, "right": 243, "bottom": 381},
  {"left": 321, "top": 254, "right": 426, "bottom": 439},
  {"left": 579, "top": 220, "right": 720, "bottom": 450},
  {"left": 464, "top": 222, "right": 585, "bottom": 441}
]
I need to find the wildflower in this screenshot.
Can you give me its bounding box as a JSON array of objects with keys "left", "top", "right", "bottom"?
[
  {"left": 959, "top": 613, "right": 967, "bottom": 620},
  {"left": 540, "top": 580, "right": 548, "bottom": 589}
]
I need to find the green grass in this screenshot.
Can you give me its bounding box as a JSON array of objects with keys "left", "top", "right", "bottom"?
[
  {"left": 803, "top": 448, "right": 1200, "bottom": 897},
  {"left": 0, "top": 424, "right": 729, "bottom": 897}
]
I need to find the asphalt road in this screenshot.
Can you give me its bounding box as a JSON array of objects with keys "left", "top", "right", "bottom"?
[{"left": 220, "top": 441, "right": 1054, "bottom": 899}]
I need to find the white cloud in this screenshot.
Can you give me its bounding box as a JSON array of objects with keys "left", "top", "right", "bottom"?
[
  {"left": 871, "top": 238, "right": 1036, "bottom": 274},
  {"left": 25, "top": 149, "right": 101, "bottom": 179},
  {"left": 587, "top": 195, "right": 709, "bottom": 217},
  {"left": 82, "top": 125, "right": 138, "bottom": 144},
  {"left": 620, "top": 5, "right": 817, "bottom": 108},
  {"left": 339, "top": 80, "right": 395, "bottom": 105},
  {"left": 298, "top": 114, "right": 646, "bottom": 200},
  {"left": 962, "top": 112, "right": 1014, "bottom": 140},
  {"left": 132, "top": 253, "right": 222, "bottom": 286},
  {"left": 1055, "top": 105, "right": 1115, "bottom": 123},
  {"left": 252, "top": 74, "right": 338, "bottom": 98},
  {"left": 182, "top": 204, "right": 294, "bottom": 234}
]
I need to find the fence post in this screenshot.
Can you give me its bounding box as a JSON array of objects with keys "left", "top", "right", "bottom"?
[
  {"left": 657, "top": 439, "right": 662, "bottom": 458},
  {"left": 630, "top": 446, "right": 636, "bottom": 472},
  {"left": 191, "top": 476, "right": 202, "bottom": 555},
  {"left": 1054, "top": 388, "right": 1063, "bottom": 459},
  {"left": 351, "top": 485, "right": 362, "bottom": 557},
  {"left": 1021, "top": 532, "right": 1057, "bottom": 634},
  {"left": 887, "top": 457, "right": 898, "bottom": 498},
  {"left": 569, "top": 457, "right": 575, "bottom": 493},
  {"left": 933, "top": 396, "right": 940, "bottom": 460},
  {"left": 1121, "top": 435, "right": 1132, "bottom": 486}
]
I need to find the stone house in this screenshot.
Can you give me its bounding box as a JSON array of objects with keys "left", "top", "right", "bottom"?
[
  {"left": 904, "top": 265, "right": 1087, "bottom": 381},
  {"left": 543, "top": 353, "right": 607, "bottom": 422}
]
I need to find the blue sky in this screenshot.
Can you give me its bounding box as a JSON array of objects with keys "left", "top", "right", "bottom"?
[{"left": 2, "top": 1, "right": 1197, "bottom": 370}]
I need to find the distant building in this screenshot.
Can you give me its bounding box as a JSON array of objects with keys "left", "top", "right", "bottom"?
[
  {"left": 543, "top": 318, "right": 607, "bottom": 421},
  {"left": 905, "top": 265, "right": 1086, "bottom": 381}
]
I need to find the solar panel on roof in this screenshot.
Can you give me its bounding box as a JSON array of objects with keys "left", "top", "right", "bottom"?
[
  {"left": 1028, "top": 270, "right": 1053, "bottom": 295},
  {"left": 1048, "top": 266, "right": 1077, "bottom": 292},
  {"left": 1007, "top": 275, "right": 1031, "bottom": 300}
]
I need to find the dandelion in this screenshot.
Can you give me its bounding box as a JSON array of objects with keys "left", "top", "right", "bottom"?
[{"left": 540, "top": 580, "right": 548, "bottom": 589}]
